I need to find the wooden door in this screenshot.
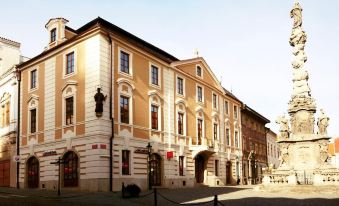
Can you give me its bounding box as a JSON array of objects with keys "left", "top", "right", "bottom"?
[
  {"left": 195, "top": 155, "right": 204, "bottom": 183},
  {"left": 226, "top": 161, "right": 231, "bottom": 184},
  {"left": 27, "top": 157, "right": 39, "bottom": 188},
  {"left": 0, "top": 161, "right": 10, "bottom": 187},
  {"left": 150, "top": 154, "right": 161, "bottom": 186}
]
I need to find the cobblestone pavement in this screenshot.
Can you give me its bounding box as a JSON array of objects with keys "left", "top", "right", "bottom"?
[{"left": 0, "top": 185, "right": 338, "bottom": 206}]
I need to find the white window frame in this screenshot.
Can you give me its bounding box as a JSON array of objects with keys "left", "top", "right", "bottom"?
[
  {"left": 176, "top": 74, "right": 185, "bottom": 97},
  {"left": 50, "top": 27, "right": 57, "bottom": 43},
  {"left": 196, "top": 112, "right": 205, "bottom": 144},
  {"left": 62, "top": 83, "right": 77, "bottom": 128},
  {"left": 225, "top": 127, "right": 231, "bottom": 146},
  {"left": 212, "top": 92, "right": 218, "bottom": 110},
  {"left": 63, "top": 48, "right": 77, "bottom": 79},
  {"left": 149, "top": 62, "right": 161, "bottom": 89},
  {"left": 48, "top": 26, "right": 58, "bottom": 44},
  {"left": 234, "top": 105, "right": 238, "bottom": 119},
  {"left": 149, "top": 94, "right": 162, "bottom": 131},
  {"left": 118, "top": 47, "right": 133, "bottom": 78},
  {"left": 28, "top": 67, "right": 39, "bottom": 92},
  {"left": 27, "top": 95, "right": 39, "bottom": 135},
  {"left": 196, "top": 64, "right": 203, "bottom": 78},
  {"left": 117, "top": 79, "right": 134, "bottom": 125},
  {"left": 224, "top": 100, "right": 229, "bottom": 115},
  {"left": 234, "top": 130, "right": 239, "bottom": 148},
  {"left": 176, "top": 102, "right": 186, "bottom": 136},
  {"left": 196, "top": 83, "right": 204, "bottom": 104}
]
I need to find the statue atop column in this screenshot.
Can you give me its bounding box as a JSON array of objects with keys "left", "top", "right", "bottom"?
[{"left": 276, "top": 115, "right": 289, "bottom": 140}]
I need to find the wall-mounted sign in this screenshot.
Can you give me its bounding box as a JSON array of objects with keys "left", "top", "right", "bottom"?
[
  {"left": 167, "top": 151, "right": 174, "bottom": 159},
  {"left": 42, "top": 151, "right": 57, "bottom": 157},
  {"left": 134, "top": 148, "right": 148, "bottom": 154},
  {"left": 13, "top": 155, "right": 20, "bottom": 162}
]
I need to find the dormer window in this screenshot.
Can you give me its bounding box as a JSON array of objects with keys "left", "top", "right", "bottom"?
[
  {"left": 196, "top": 66, "right": 202, "bottom": 77},
  {"left": 50, "top": 28, "right": 56, "bottom": 43}
]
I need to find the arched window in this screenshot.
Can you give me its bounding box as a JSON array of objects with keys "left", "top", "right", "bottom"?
[
  {"left": 63, "top": 151, "right": 79, "bottom": 187},
  {"left": 27, "top": 156, "right": 39, "bottom": 188}
]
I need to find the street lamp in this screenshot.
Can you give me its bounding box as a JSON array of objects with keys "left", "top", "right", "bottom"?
[
  {"left": 146, "top": 143, "right": 152, "bottom": 190},
  {"left": 15, "top": 67, "right": 21, "bottom": 189}
]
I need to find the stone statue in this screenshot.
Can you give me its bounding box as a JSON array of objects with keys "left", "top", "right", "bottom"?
[
  {"left": 317, "top": 109, "right": 329, "bottom": 135},
  {"left": 94, "top": 88, "right": 106, "bottom": 117},
  {"left": 319, "top": 142, "right": 329, "bottom": 163},
  {"left": 279, "top": 144, "right": 290, "bottom": 168},
  {"left": 276, "top": 115, "right": 289, "bottom": 139},
  {"left": 290, "top": 2, "right": 303, "bottom": 28}
]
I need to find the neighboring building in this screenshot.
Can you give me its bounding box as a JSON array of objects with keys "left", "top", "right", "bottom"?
[
  {"left": 241, "top": 105, "right": 270, "bottom": 185},
  {"left": 328, "top": 137, "right": 339, "bottom": 168},
  {"left": 17, "top": 17, "right": 243, "bottom": 192},
  {"left": 0, "top": 37, "right": 26, "bottom": 187},
  {"left": 266, "top": 129, "right": 280, "bottom": 169}
]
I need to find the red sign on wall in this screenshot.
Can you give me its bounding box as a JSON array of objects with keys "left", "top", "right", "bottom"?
[{"left": 166, "top": 151, "right": 174, "bottom": 159}]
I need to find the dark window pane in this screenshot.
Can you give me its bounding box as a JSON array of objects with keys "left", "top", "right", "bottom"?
[
  {"left": 31, "top": 70, "right": 37, "bottom": 89},
  {"left": 50, "top": 28, "right": 56, "bottom": 42},
  {"left": 120, "top": 96, "right": 129, "bottom": 124},
  {"left": 151, "top": 65, "right": 158, "bottom": 85},
  {"left": 197, "top": 86, "right": 202, "bottom": 102},
  {"left": 120, "top": 51, "right": 129, "bottom": 73},
  {"left": 122, "top": 150, "right": 130, "bottom": 175},
  {"left": 66, "top": 97, "right": 74, "bottom": 125},
  {"left": 178, "top": 113, "right": 184, "bottom": 135},
  {"left": 214, "top": 124, "right": 218, "bottom": 140},
  {"left": 151, "top": 105, "right": 158, "bottom": 130},
  {"left": 30, "top": 109, "right": 36, "bottom": 133},
  {"left": 197, "top": 66, "right": 202, "bottom": 76},
  {"left": 179, "top": 156, "right": 184, "bottom": 176},
  {"left": 177, "top": 77, "right": 183, "bottom": 95},
  {"left": 66, "top": 52, "right": 74, "bottom": 75}
]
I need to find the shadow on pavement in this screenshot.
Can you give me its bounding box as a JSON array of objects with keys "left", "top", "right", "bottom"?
[{"left": 218, "top": 197, "right": 339, "bottom": 206}]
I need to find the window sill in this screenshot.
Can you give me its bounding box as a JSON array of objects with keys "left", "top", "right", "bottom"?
[
  {"left": 29, "top": 87, "right": 38, "bottom": 93},
  {"left": 149, "top": 83, "right": 161, "bottom": 90},
  {"left": 63, "top": 72, "right": 76, "bottom": 79},
  {"left": 118, "top": 70, "right": 133, "bottom": 79}
]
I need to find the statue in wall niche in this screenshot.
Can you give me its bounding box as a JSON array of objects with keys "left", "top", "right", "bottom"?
[
  {"left": 94, "top": 88, "right": 107, "bottom": 117},
  {"left": 319, "top": 142, "right": 329, "bottom": 163},
  {"left": 276, "top": 115, "right": 290, "bottom": 139},
  {"left": 317, "top": 109, "right": 329, "bottom": 135}
]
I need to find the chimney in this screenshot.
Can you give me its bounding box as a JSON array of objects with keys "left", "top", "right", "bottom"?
[{"left": 45, "top": 18, "right": 69, "bottom": 49}]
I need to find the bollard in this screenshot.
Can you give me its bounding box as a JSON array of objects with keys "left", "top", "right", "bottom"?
[
  {"left": 154, "top": 188, "right": 157, "bottom": 206},
  {"left": 122, "top": 183, "right": 125, "bottom": 198},
  {"left": 213, "top": 195, "right": 218, "bottom": 206}
]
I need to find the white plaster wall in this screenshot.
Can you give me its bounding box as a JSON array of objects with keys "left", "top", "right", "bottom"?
[
  {"left": 0, "top": 40, "right": 20, "bottom": 75},
  {"left": 0, "top": 71, "right": 17, "bottom": 137},
  {"left": 44, "top": 57, "right": 56, "bottom": 142}
]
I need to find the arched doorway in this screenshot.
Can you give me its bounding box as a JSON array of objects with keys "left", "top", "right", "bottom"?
[
  {"left": 226, "top": 161, "right": 232, "bottom": 184},
  {"left": 150, "top": 153, "right": 161, "bottom": 186},
  {"left": 63, "top": 151, "right": 79, "bottom": 187},
  {"left": 195, "top": 155, "right": 204, "bottom": 183},
  {"left": 27, "top": 156, "right": 39, "bottom": 188}
]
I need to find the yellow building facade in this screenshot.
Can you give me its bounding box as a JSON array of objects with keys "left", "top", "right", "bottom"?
[{"left": 17, "top": 17, "right": 242, "bottom": 191}]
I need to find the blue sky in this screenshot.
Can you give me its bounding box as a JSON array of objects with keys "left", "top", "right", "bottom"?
[{"left": 2, "top": 0, "right": 339, "bottom": 137}]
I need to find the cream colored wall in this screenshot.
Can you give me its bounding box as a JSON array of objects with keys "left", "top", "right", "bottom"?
[{"left": 0, "top": 40, "right": 20, "bottom": 75}]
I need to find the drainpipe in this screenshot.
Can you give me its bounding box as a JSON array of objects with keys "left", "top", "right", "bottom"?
[
  {"left": 108, "top": 34, "right": 114, "bottom": 192},
  {"left": 15, "top": 67, "right": 21, "bottom": 189}
]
